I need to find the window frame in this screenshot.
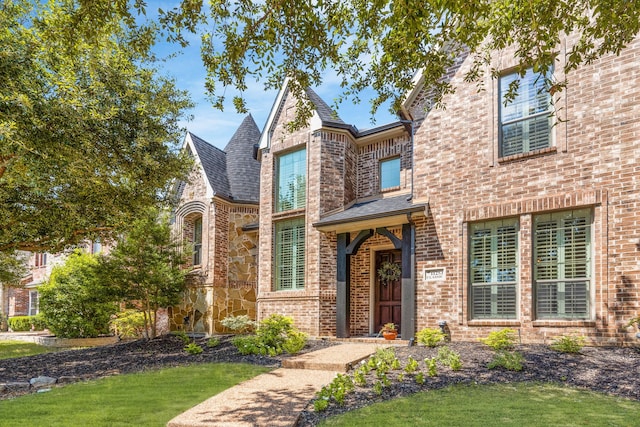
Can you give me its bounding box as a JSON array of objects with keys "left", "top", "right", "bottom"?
[
  {"left": 274, "top": 217, "right": 305, "bottom": 291},
  {"left": 379, "top": 156, "right": 401, "bottom": 192},
  {"left": 468, "top": 218, "right": 519, "bottom": 320},
  {"left": 498, "top": 67, "right": 553, "bottom": 158},
  {"left": 533, "top": 209, "right": 592, "bottom": 320},
  {"left": 29, "top": 290, "right": 39, "bottom": 316},
  {"left": 275, "top": 148, "right": 307, "bottom": 212},
  {"left": 193, "top": 216, "right": 203, "bottom": 267}
]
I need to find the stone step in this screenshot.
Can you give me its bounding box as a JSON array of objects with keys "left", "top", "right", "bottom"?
[{"left": 282, "top": 343, "right": 393, "bottom": 372}]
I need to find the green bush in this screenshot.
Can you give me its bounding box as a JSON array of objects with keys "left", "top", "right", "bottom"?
[
  {"left": 416, "top": 327, "right": 446, "bottom": 347},
  {"left": 437, "top": 346, "right": 463, "bottom": 371},
  {"left": 206, "top": 336, "right": 220, "bottom": 347},
  {"left": 487, "top": 350, "right": 524, "bottom": 371},
  {"left": 8, "top": 316, "right": 33, "bottom": 332},
  {"left": 39, "top": 251, "right": 116, "bottom": 338},
  {"left": 230, "top": 314, "right": 307, "bottom": 356},
  {"left": 184, "top": 342, "right": 203, "bottom": 355},
  {"left": 550, "top": 334, "right": 586, "bottom": 353},
  {"left": 479, "top": 328, "right": 518, "bottom": 350},
  {"left": 172, "top": 330, "right": 191, "bottom": 344},
  {"left": 110, "top": 310, "right": 146, "bottom": 338}
]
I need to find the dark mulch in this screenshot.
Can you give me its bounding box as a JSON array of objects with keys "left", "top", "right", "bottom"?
[
  {"left": 2, "top": 336, "right": 639, "bottom": 426},
  {"left": 296, "top": 342, "right": 640, "bottom": 426}
]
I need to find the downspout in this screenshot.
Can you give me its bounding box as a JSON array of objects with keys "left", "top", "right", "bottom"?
[{"left": 398, "top": 119, "right": 415, "bottom": 201}]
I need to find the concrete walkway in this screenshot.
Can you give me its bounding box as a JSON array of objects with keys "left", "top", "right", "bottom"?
[{"left": 167, "top": 342, "right": 394, "bottom": 427}]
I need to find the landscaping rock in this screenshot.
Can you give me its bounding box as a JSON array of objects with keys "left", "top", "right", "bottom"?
[{"left": 30, "top": 376, "right": 57, "bottom": 388}]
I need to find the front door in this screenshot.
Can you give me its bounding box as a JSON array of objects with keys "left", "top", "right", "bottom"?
[{"left": 374, "top": 249, "right": 402, "bottom": 334}]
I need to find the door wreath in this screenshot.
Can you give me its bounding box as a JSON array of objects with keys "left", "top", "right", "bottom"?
[{"left": 377, "top": 261, "right": 401, "bottom": 286}]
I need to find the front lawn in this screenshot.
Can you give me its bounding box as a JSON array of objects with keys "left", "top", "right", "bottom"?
[
  {"left": 0, "top": 363, "right": 269, "bottom": 427},
  {"left": 320, "top": 383, "right": 640, "bottom": 426},
  {"left": 0, "top": 340, "right": 56, "bottom": 360}
]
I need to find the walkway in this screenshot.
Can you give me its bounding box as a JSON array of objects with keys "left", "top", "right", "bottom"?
[{"left": 167, "top": 342, "right": 397, "bottom": 427}]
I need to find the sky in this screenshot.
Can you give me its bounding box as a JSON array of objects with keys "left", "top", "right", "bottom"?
[{"left": 152, "top": 16, "right": 397, "bottom": 149}]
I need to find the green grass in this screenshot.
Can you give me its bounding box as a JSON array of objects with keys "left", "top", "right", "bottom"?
[
  {"left": 0, "top": 340, "right": 56, "bottom": 360},
  {"left": 320, "top": 383, "right": 640, "bottom": 426},
  {"left": 0, "top": 363, "right": 269, "bottom": 427}
]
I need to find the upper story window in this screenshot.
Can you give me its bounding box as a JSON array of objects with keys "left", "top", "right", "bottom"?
[
  {"left": 193, "top": 216, "right": 203, "bottom": 266},
  {"left": 380, "top": 157, "right": 400, "bottom": 191},
  {"left": 276, "top": 148, "right": 306, "bottom": 212},
  {"left": 34, "top": 252, "right": 47, "bottom": 268},
  {"left": 499, "top": 68, "right": 552, "bottom": 157},
  {"left": 469, "top": 218, "right": 518, "bottom": 319},
  {"left": 534, "top": 209, "right": 592, "bottom": 320},
  {"left": 91, "top": 240, "right": 102, "bottom": 255}
]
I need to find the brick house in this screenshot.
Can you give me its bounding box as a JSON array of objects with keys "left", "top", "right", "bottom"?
[
  {"left": 1, "top": 242, "right": 104, "bottom": 328},
  {"left": 257, "top": 35, "right": 640, "bottom": 345},
  {"left": 170, "top": 115, "right": 261, "bottom": 334}
]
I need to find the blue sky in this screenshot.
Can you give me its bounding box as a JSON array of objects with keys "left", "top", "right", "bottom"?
[{"left": 152, "top": 15, "right": 397, "bottom": 149}]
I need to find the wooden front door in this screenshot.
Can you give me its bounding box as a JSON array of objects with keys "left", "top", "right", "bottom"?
[{"left": 374, "top": 249, "right": 402, "bottom": 334}]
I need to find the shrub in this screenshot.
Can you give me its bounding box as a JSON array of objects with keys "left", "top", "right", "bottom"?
[
  {"left": 39, "top": 250, "right": 116, "bottom": 338},
  {"left": 426, "top": 357, "right": 438, "bottom": 377},
  {"left": 206, "top": 336, "right": 220, "bottom": 347},
  {"left": 220, "top": 314, "right": 257, "bottom": 334},
  {"left": 416, "top": 327, "right": 446, "bottom": 347},
  {"left": 110, "top": 310, "right": 146, "bottom": 339},
  {"left": 314, "top": 373, "right": 354, "bottom": 411},
  {"left": 8, "top": 316, "right": 33, "bottom": 332},
  {"left": 404, "top": 356, "right": 419, "bottom": 373},
  {"left": 437, "top": 346, "right": 463, "bottom": 371},
  {"left": 184, "top": 342, "right": 203, "bottom": 355},
  {"left": 32, "top": 314, "right": 48, "bottom": 331},
  {"left": 550, "top": 334, "right": 586, "bottom": 353},
  {"left": 172, "top": 330, "right": 191, "bottom": 344},
  {"left": 230, "top": 314, "right": 307, "bottom": 356},
  {"left": 479, "top": 328, "right": 518, "bottom": 351},
  {"left": 487, "top": 350, "right": 524, "bottom": 371}
]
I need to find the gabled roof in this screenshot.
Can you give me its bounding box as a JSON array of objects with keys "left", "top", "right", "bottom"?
[
  {"left": 259, "top": 78, "right": 345, "bottom": 149},
  {"left": 182, "top": 115, "right": 261, "bottom": 204}
]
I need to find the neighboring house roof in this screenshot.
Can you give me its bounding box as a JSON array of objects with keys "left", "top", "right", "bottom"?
[
  {"left": 183, "top": 115, "right": 261, "bottom": 203},
  {"left": 313, "top": 195, "right": 426, "bottom": 231}
]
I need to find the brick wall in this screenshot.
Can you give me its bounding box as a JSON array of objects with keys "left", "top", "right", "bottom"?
[{"left": 407, "top": 35, "right": 640, "bottom": 345}]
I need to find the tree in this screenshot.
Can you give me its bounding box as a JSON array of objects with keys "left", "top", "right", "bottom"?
[
  {"left": 98, "top": 209, "right": 189, "bottom": 339},
  {"left": 163, "top": 0, "right": 640, "bottom": 124},
  {"left": 0, "top": 0, "right": 192, "bottom": 256},
  {"left": 39, "top": 250, "right": 117, "bottom": 338}
]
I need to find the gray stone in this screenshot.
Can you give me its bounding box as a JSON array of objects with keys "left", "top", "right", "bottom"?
[
  {"left": 36, "top": 388, "right": 52, "bottom": 393},
  {"left": 30, "top": 376, "right": 57, "bottom": 388}
]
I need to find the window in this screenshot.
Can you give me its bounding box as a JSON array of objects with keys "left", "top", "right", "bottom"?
[
  {"left": 275, "top": 218, "right": 305, "bottom": 290},
  {"left": 29, "top": 291, "right": 39, "bottom": 316},
  {"left": 91, "top": 240, "right": 102, "bottom": 254},
  {"left": 534, "top": 209, "right": 591, "bottom": 319},
  {"left": 193, "top": 217, "right": 202, "bottom": 266},
  {"left": 34, "top": 252, "right": 47, "bottom": 267},
  {"left": 380, "top": 157, "right": 400, "bottom": 191},
  {"left": 276, "top": 149, "right": 306, "bottom": 212},
  {"left": 499, "top": 68, "right": 552, "bottom": 157},
  {"left": 469, "top": 218, "right": 518, "bottom": 319}
]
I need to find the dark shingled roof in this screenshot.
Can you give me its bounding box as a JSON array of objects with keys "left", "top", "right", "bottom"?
[
  {"left": 305, "top": 88, "right": 345, "bottom": 124},
  {"left": 223, "top": 115, "right": 261, "bottom": 203},
  {"left": 188, "top": 115, "right": 261, "bottom": 203},
  {"left": 314, "top": 195, "right": 426, "bottom": 227}
]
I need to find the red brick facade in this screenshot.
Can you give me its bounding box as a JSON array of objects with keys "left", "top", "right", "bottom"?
[{"left": 258, "top": 36, "right": 640, "bottom": 345}]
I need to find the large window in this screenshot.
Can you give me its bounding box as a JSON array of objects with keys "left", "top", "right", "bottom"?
[
  {"left": 499, "top": 68, "right": 552, "bottom": 157},
  {"left": 380, "top": 157, "right": 400, "bottom": 191},
  {"left": 275, "top": 218, "right": 305, "bottom": 290},
  {"left": 276, "top": 149, "right": 306, "bottom": 212},
  {"left": 469, "top": 218, "right": 518, "bottom": 319},
  {"left": 534, "top": 209, "right": 591, "bottom": 319},
  {"left": 34, "top": 252, "right": 47, "bottom": 267},
  {"left": 193, "top": 217, "right": 202, "bottom": 266}
]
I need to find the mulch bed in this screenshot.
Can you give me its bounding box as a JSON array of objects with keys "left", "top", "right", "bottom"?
[{"left": 1, "top": 336, "right": 639, "bottom": 426}]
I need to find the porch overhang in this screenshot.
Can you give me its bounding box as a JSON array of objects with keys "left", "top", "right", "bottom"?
[{"left": 312, "top": 195, "right": 427, "bottom": 233}]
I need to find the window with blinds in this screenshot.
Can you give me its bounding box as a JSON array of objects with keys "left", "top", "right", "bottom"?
[
  {"left": 469, "top": 218, "right": 518, "bottom": 319},
  {"left": 275, "top": 218, "right": 305, "bottom": 291},
  {"left": 499, "top": 68, "right": 552, "bottom": 157},
  {"left": 276, "top": 148, "right": 306, "bottom": 212},
  {"left": 534, "top": 209, "right": 591, "bottom": 319}
]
